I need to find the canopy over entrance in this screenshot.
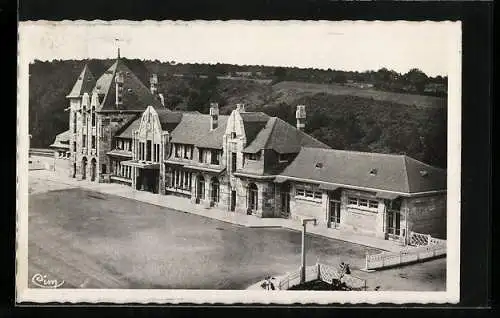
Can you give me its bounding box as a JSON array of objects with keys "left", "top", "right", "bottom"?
[{"left": 122, "top": 160, "right": 160, "bottom": 170}]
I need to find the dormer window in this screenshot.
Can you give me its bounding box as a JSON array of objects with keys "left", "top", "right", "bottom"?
[
  {"left": 248, "top": 152, "right": 260, "bottom": 161},
  {"left": 370, "top": 168, "right": 378, "bottom": 175},
  {"left": 420, "top": 170, "right": 429, "bottom": 177},
  {"left": 279, "top": 153, "right": 288, "bottom": 162},
  {"left": 231, "top": 132, "right": 237, "bottom": 139},
  {"left": 315, "top": 162, "right": 323, "bottom": 169}
]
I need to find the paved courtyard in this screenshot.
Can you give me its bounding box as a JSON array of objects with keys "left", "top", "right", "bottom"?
[{"left": 27, "top": 174, "right": 446, "bottom": 291}]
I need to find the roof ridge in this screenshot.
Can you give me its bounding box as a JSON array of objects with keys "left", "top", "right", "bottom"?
[
  {"left": 301, "top": 146, "right": 407, "bottom": 157},
  {"left": 404, "top": 155, "right": 446, "bottom": 172},
  {"left": 402, "top": 155, "right": 411, "bottom": 193},
  {"left": 99, "top": 60, "right": 119, "bottom": 109}
]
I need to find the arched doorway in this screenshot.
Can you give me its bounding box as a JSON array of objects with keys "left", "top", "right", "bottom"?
[
  {"left": 210, "top": 177, "right": 220, "bottom": 204},
  {"left": 72, "top": 163, "right": 77, "bottom": 178},
  {"left": 90, "top": 158, "right": 97, "bottom": 181},
  {"left": 196, "top": 175, "right": 205, "bottom": 203},
  {"left": 81, "top": 157, "right": 87, "bottom": 179},
  {"left": 248, "top": 183, "right": 258, "bottom": 213}
]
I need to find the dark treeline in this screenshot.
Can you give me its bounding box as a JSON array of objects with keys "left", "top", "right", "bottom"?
[{"left": 29, "top": 59, "right": 447, "bottom": 168}]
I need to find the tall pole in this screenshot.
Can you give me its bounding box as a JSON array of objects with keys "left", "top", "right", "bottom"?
[
  {"left": 300, "top": 222, "right": 306, "bottom": 283},
  {"left": 300, "top": 218, "right": 316, "bottom": 284}
]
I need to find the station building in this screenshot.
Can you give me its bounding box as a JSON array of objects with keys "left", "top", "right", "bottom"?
[{"left": 50, "top": 54, "right": 447, "bottom": 241}]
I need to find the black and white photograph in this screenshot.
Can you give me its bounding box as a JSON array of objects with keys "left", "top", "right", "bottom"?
[{"left": 16, "top": 20, "right": 461, "bottom": 304}]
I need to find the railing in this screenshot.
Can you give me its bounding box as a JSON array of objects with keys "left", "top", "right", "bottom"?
[
  {"left": 363, "top": 234, "right": 446, "bottom": 271},
  {"left": 274, "top": 263, "right": 366, "bottom": 290}
]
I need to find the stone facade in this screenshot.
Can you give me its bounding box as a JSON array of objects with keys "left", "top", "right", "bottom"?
[{"left": 54, "top": 62, "right": 447, "bottom": 243}]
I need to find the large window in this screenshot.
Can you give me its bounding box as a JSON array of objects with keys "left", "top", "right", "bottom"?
[
  {"left": 175, "top": 144, "right": 181, "bottom": 158},
  {"left": 295, "top": 184, "right": 322, "bottom": 200},
  {"left": 146, "top": 140, "right": 152, "bottom": 161},
  {"left": 210, "top": 149, "right": 220, "bottom": 165},
  {"left": 183, "top": 145, "right": 193, "bottom": 159},
  {"left": 91, "top": 107, "right": 96, "bottom": 127},
  {"left": 82, "top": 135, "right": 87, "bottom": 147},
  {"left": 91, "top": 136, "right": 96, "bottom": 149},
  {"left": 171, "top": 169, "right": 192, "bottom": 191},
  {"left": 231, "top": 153, "right": 237, "bottom": 172},
  {"left": 347, "top": 196, "right": 379, "bottom": 211}
]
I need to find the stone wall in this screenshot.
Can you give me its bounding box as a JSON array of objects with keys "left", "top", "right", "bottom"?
[{"left": 405, "top": 194, "right": 447, "bottom": 239}]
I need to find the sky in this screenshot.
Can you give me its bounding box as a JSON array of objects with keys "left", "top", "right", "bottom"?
[{"left": 19, "top": 20, "right": 461, "bottom": 77}]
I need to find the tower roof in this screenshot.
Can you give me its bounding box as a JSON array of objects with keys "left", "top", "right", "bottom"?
[
  {"left": 66, "top": 64, "right": 96, "bottom": 98},
  {"left": 93, "top": 58, "right": 164, "bottom": 112}
]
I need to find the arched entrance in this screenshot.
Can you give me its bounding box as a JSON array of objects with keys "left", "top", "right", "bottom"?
[
  {"left": 81, "top": 157, "right": 87, "bottom": 179},
  {"left": 210, "top": 177, "right": 220, "bottom": 204},
  {"left": 196, "top": 175, "right": 205, "bottom": 203},
  {"left": 90, "top": 158, "right": 97, "bottom": 181},
  {"left": 72, "top": 163, "right": 77, "bottom": 178},
  {"left": 248, "top": 183, "right": 258, "bottom": 213}
]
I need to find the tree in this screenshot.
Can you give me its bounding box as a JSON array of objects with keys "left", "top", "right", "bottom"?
[{"left": 403, "top": 68, "right": 429, "bottom": 94}]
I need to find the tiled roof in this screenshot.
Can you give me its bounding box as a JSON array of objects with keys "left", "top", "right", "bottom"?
[
  {"left": 156, "top": 110, "right": 183, "bottom": 131},
  {"left": 243, "top": 117, "right": 330, "bottom": 154},
  {"left": 49, "top": 130, "right": 70, "bottom": 149},
  {"left": 116, "top": 118, "right": 141, "bottom": 139},
  {"left": 67, "top": 64, "right": 96, "bottom": 98},
  {"left": 240, "top": 112, "right": 270, "bottom": 145},
  {"left": 94, "top": 59, "right": 164, "bottom": 112},
  {"left": 279, "top": 147, "right": 446, "bottom": 194},
  {"left": 170, "top": 113, "right": 229, "bottom": 149}
]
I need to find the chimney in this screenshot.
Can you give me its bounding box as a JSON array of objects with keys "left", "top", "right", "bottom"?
[
  {"left": 150, "top": 74, "right": 158, "bottom": 95},
  {"left": 115, "top": 71, "right": 124, "bottom": 107},
  {"left": 236, "top": 103, "right": 245, "bottom": 113},
  {"left": 210, "top": 102, "right": 219, "bottom": 130},
  {"left": 158, "top": 93, "right": 165, "bottom": 106},
  {"left": 296, "top": 105, "right": 306, "bottom": 131}
]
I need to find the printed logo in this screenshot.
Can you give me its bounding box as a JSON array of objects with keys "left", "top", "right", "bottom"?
[{"left": 31, "top": 273, "right": 65, "bottom": 289}]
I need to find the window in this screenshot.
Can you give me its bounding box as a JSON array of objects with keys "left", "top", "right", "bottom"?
[
  {"left": 359, "top": 198, "right": 368, "bottom": 207},
  {"left": 248, "top": 152, "right": 259, "bottom": 161},
  {"left": 73, "top": 113, "right": 77, "bottom": 133},
  {"left": 146, "top": 140, "right": 152, "bottom": 161},
  {"left": 82, "top": 135, "right": 87, "bottom": 147},
  {"left": 347, "top": 196, "right": 379, "bottom": 211},
  {"left": 369, "top": 201, "right": 379, "bottom": 209},
  {"left": 348, "top": 197, "right": 358, "bottom": 205},
  {"left": 91, "top": 136, "right": 96, "bottom": 149},
  {"left": 91, "top": 107, "right": 96, "bottom": 127},
  {"left": 231, "top": 132, "right": 236, "bottom": 139},
  {"left": 211, "top": 149, "right": 220, "bottom": 165},
  {"left": 295, "top": 184, "right": 322, "bottom": 201},
  {"left": 198, "top": 148, "right": 204, "bottom": 162},
  {"left": 231, "top": 153, "right": 237, "bottom": 172},
  {"left": 73, "top": 142, "right": 76, "bottom": 152},
  {"left": 175, "top": 144, "right": 181, "bottom": 158},
  {"left": 279, "top": 153, "right": 288, "bottom": 162},
  {"left": 101, "top": 164, "right": 107, "bottom": 174},
  {"left": 183, "top": 145, "right": 191, "bottom": 159}
]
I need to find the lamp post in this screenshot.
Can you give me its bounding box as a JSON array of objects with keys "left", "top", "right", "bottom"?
[{"left": 300, "top": 217, "right": 317, "bottom": 284}]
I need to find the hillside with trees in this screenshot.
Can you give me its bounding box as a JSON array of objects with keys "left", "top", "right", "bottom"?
[{"left": 28, "top": 59, "right": 447, "bottom": 168}]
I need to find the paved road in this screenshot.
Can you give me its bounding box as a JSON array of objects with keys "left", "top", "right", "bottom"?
[{"left": 28, "top": 185, "right": 446, "bottom": 291}]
